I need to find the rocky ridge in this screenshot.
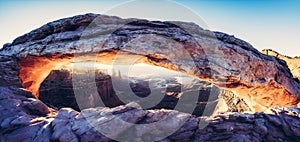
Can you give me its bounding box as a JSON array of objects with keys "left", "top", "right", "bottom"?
[{"left": 262, "top": 49, "right": 300, "bottom": 82}]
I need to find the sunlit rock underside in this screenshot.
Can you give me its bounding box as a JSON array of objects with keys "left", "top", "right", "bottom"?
[{"left": 1, "top": 13, "right": 300, "bottom": 141}]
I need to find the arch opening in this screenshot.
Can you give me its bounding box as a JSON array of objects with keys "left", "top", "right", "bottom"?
[{"left": 17, "top": 51, "right": 252, "bottom": 116}]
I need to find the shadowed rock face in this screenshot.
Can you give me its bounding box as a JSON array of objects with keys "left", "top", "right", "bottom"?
[
  {"left": 0, "top": 13, "right": 300, "bottom": 141},
  {"left": 129, "top": 80, "right": 151, "bottom": 98},
  {"left": 39, "top": 69, "right": 123, "bottom": 111}
]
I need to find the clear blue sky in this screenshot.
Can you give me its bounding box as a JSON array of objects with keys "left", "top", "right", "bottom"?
[{"left": 0, "top": 0, "right": 299, "bottom": 56}]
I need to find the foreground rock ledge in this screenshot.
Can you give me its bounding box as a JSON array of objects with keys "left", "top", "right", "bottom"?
[{"left": 1, "top": 87, "right": 300, "bottom": 141}]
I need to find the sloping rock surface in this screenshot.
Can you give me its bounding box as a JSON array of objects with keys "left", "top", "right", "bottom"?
[{"left": 262, "top": 49, "right": 300, "bottom": 82}]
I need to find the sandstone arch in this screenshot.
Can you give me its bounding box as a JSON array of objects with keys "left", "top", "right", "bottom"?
[
  {"left": 1, "top": 13, "right": 300, "bottom": 141},
  {"left": 0, "top": 14, "right": 299, "bottom": 112}
]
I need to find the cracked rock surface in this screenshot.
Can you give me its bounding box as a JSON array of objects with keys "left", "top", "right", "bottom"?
[{"left": 1, "top": 87, "right": 300, "bottom": 141}]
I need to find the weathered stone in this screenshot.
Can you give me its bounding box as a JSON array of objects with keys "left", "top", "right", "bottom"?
[
  {"left": 0, "top": 14, "right": 299, "bottom": 111},
  {"left": 1, "top": 87, "right": 300, "bottom": 141},
  {"left": 22, "top": 98, "right": 50, "bottom": 115},
  {"left": 1, "top": 13, "right": 300, "bottom": 141},
  {"left": 262, "top": 49, "right": 300, "bottom": 83},
  {"left": 0, "top": 56, "right": 22, "bottom": 87}
]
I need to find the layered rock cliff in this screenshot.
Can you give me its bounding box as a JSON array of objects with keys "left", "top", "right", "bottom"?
[{"left": 0, "top": 13, "right": 300, "bottom": 141}]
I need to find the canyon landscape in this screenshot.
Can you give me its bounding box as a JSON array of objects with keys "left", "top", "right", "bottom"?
[{"left": 0, "top": 13, "right": 300, "bottom": 142}]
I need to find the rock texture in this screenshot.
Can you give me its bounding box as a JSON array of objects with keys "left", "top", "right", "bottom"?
[
  {"left": 0, "top": 13, "right": 300, "bottom": 141},
  {"left": 0, "top": 13, "right": 299, "bottom": 111},
  {"left": 1, "top": 87, "right": 300, "bottom": 141},
  {"left": 0, "top": 56, "right": 22, "bottom": 87},
  {"left": 262, "top": 49, "right": 300, "bottom": 82},
  {"left": 39, "top": 69, "right": 123, "bottom": 111}
]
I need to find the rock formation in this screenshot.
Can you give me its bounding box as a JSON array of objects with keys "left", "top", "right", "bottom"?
[
  {"left": 1, "top": 87, "right": 300, "bottom": 141},
  {"left": 0, "top": 14, "right": 299, "bottom": 111},
  {"left": 0, "top": 13, "right": 300, "bottom": 141},
  {"left": 262, "top": 49, "right": 300, "bottom": 83},
  {"left": 38, "top": 68, "right": 251, "bottom": 116}
]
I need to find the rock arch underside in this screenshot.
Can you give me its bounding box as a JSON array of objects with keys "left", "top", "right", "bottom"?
[{"left": 1, "top": 14, "right": 300, "bottom": 141}]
